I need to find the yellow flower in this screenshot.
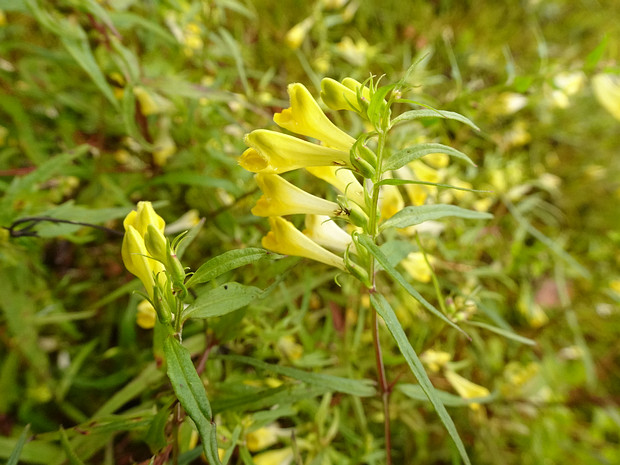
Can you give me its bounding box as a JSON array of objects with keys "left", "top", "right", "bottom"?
[
  {"left": 379, "top": 184, "right": 404, "bottom": 220},
  {"left": 274, "top": 83, "right": 356, "bottom": 151},
  {"left": 252, "top": 447, "right": 294, "bottom": 465},
  {"left": 136, "top": 299, "right": 157, "bottom": 329},
  {"left": 262, "top": 217, "right": 345, "bottom": 270},
  {"left": 400, "top": 252, "right": 435, "bottom": 283},
  {"left": 306, "top": 166, "right": 365, "bottom": 206},
  {"left": 303, "top": 215, "right": 353, "bottom": 253},
  {"left": 252, "top": 173, "right": 344, "bottom": 218},
  {"left": 445, "top": 370, "right": 490, "bottom": 411},
  {"left": 246, "top": 425, "right": 280, "bottom": 452},
  {"left": 121, "top": 202, "right": 166, "bottom": 298},
  {"left": 241, "top": 130, "right": 351, "bottom": 174},
  {"left": 320, "top": 77, "right": 370, "bottom": 113},
  {"left": 284, "top": 17, "right": 314, "bottom": 50},
  {"left": 592, "top": 73, "right": 620, "bottom": 121},
  {"left": 420, "top": 349, "right": 451, "bottom": 373}
]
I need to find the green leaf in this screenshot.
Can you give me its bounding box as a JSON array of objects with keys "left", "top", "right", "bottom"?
[
  {"left": 164, "top": 336, "right": 222, "bottom": 465},
  {"left": 219, "top": 354, "right": 376, "bottom": 397},
  {"left": 380, "top": 204, "right": 493, "bottom": 231},
  {"left": 398, "top": 383, "right": 494, "bottom": 407},
  {"left": 186, "top": 248, "right": 270, "bottom": 287},
  {"left": 181, "top": 283, "right": 263, "bottom": 322},
  {"left": 383, "top": 143, "right": 475, "bottom": 171},
  {"left": 175, "top": 218, "right": 205, "bottom": 260},
  {"left": 218, "top": 28, "right": 249, "bottom": 95},
  {"left": 358, "top": 235, "right": 467, "bottom": 336},
  {"left": 60, "top": 35, "right": 119, "bottom": 109},
  {"left": 503, "top": 197, "right": 591, "bottom": 279},
  {"left": 370, "top": 293, "right": 471, "bottom": 465},
  {"left": 391, "top": 108, "right": 480, "bottom": 131},
  {"left": 59, "top": 427, "right": 86, "bottom": 465},
  {"left": 6, "top": 424, "right": 30, "bottom": 465},
  {"left": 376, "top": 178, "right": 490, "bottom": 194},
  {"left": 465, "top": 321, "right": 536, "bottom": 346}
]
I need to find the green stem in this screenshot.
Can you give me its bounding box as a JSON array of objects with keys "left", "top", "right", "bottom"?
[{"left": 367, "top": 124, "right": 392, "bottom": 464}]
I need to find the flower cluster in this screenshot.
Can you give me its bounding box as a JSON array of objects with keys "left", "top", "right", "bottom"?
[
  {"left": 240, "top": 80, "right": 371, "bottom": 271},
  {"left": 121, "top": 201, "right": 186, "bottom": 327}
]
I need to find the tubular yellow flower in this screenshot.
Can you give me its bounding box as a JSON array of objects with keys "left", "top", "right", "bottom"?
[
  {"left": 121, "top": 202, "right": 166, "bottom": 298},
  {"left": 252, "top": 173, "right": 344, "bottom": 217},
  {"left": 284, "top": 17, "right": 314, "bottom": 50},
  {"left": 379, "top": 184, "right": 404, "bottom": 220},
  {"left": 303, "top": 215, "right": 353, "bottom": 253},
  {"left": 306, "top": 166, "right": 365, "bottom": 206},
  {"left": 262, "top": 217, "right": 345, "bottom": 270},
  {"left": 445, "top": 370, "right": 490, "bottom": 411},
  {"left": 274, "top": 83, "right": 356, "bottom": 151},
  {"left": 241, "top": 130, "right": 350, "bottom": 174}
]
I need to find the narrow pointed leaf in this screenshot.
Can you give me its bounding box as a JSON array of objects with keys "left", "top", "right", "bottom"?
[
  {"left": 181, "top": 283, "right": 263, "bottom": 322},
  {"left": 164, "top": 336, "right": 221, "bottom": 465},
  {"left": 466, "top": 321, "right": 536, "bottom": 346},
  {"left": 384, "top": 143, "right": 475, "bottom": 171},
  {"left": 376, "top": 178, "right": 490, "bottom": 194},
  {"left": 398, "top": 383, "right": 494, "bottom": 407},
  {"left": 391, "top": 109, "right": 480, "bottom": 131},
  {"left": 357, "top": 235, "right": 466, "bottom": 336},
  {"left": 218, "top": 354, "right": 376, "bottom": 397},
  {"left": 186, "top": 248, "right": 270, "bottom": 287},
  {"left": 370, "top": 293, "right": 471, "bottom": 465},
  {"left": 6, "top": 424, "right": 30, "bottom": 465},
  {"left": 380, "top": 204, "right": 493, "bottom": 231}
]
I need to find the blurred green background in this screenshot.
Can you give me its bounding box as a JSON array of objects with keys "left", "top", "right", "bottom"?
[{"left": 0, "top": 0, "right": 619, "bottom": 464}]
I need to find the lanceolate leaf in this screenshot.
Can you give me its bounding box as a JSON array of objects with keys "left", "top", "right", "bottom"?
[
  {"left": 376, "top": 178, "right": 490, "bottom": 194},
  {"left": 6, "top": 424, "right": 30, "bottom": 465},
  {"left": 181, "top": 283, "right": 263, "bottom": 322},
  {"left": 398, "top": 383, "right": 494, "bottom": 407},
  {"left": 218, "top": 354, "right": 376, "bottom": 397},
  {"left": 358, "top": 235, "right": 467, "bottom": 336},
  {"left": 186, "top": 248, "right": 270, "bottom": 287},
  {"left": 164, "top": 336, "right": 222, "bottom": 465},
  {"left": 369, "top": 293, "right": 471, "bottom": 465},
  {"left": 383, "top": 143, "right": 475, "bottom": 171},
  {"left": 380, "top": 204, "right": 493, "bottom": 231},
  {"left": 391, "top": 108, "right": 480, "bottom": 131}
]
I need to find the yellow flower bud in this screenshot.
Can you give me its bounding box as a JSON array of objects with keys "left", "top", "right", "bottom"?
[
  {"left": 252, "top": 447, "right": 294, "bottom": 465},
  {"left": 136, "top": 299, "right": 157, "bottom": 329},
  {"left": 284, "top": 17, "right": 313, "bottom": 50}
]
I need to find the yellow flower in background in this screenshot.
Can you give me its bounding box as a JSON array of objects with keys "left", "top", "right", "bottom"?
[
  {"left": 246, "top": 425, "right": 281, "bottom": 452},
  {"left": 303, "top": 215, "right": 354, "bottom": 253},
  {"left": 420, "top": 349, "right": 451, "bottom": 373},
  {"left": 274, "top": 83, "right": 356, "bottom": 151},
  {"left": 165, "top": 209, "right": 200, "bottom": 235},
  {"left": 445, "top": 370, "right": 490, "bottom": 411},
  {"left": 121, "top": 202, "right": 166, "bottom": 298},
  {"left": 401, "top": 252, "right": 435, "bottom": 283},
  {"left": 136, "top": 299, "right": 157, "bottom": 329},
  {"left": 592, "top": 73, "right": 620, "bottom": 121},
  {"left": 252, "top": 173, "right": 344, "bottom": 217},
  {"left": 277, "top": 335, "right": 304, "bottom": 361},
  {"left": 379, "top": 184, "right": 404, "bottom": 220},
  {"left": 252, "top": 447, "right": 294, "bottom": 465},
  {"left": 306, "top": 166, "right": 365, "bottom": 206},
  {"left": 284, "top": 17, "right": 314, "bottom": 50},
  {"left": 262, "top": 217, "right": 345, "bottom": 270},
  {"left": 241, "top": 130, "right": 351, "bottom": 174}
]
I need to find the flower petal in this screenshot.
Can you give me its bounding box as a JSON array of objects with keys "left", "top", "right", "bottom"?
[
  {"left": 242, "top": 129, "right": 350, "bottom": 174},
  {"left": 274, "top": 83, "right": 355, "bottom": 151},
  {"left": 252, "top": 173, "right": 343, "bottom": 217},
  {"left": 262, "top": 217, "right": 345, "bottom": 270}
]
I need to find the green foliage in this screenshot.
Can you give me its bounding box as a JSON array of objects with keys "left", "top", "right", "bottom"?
[{"left": 1, "top": 0, "right": 619, "bottom": 464}]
